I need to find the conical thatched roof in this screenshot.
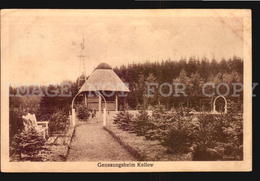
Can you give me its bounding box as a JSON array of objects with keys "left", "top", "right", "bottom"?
[
  {"left": 78, "top": 63, "right": 130, "bottom": 93},
  {"left": 95, "top": 63, "right": 112, "bottom": 69}
]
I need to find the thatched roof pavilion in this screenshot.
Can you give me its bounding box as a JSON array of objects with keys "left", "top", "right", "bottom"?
[
  {"left": 79, "top": 63, "right": 130, "bottom": 93},
  {"left": 73, "top": 63, "right": 129, "bottom": 113}
]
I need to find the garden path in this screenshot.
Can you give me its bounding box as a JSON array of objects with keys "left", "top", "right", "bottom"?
[{"left": 66, "top": 118, "right": 136, "bottom": 161}]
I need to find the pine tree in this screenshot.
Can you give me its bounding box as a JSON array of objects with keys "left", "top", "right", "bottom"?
[{"left": 11, "top": 128, "right": 48, "bottom": 161}]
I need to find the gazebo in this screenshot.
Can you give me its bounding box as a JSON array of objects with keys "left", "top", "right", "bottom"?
[{"left": 71, "top": 63, "right": 130, "bottom": 126}]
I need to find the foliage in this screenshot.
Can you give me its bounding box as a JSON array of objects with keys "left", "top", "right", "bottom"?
[
  {"left": 76, "top": 104, "right": 90, "bottom": 120},
  {"left": 113, "top": 57, "right": 243, "bottom": 109},
  {"left": 192, "top": 114, "right": 222, "bottom": 147},
  {"left": 48, "top": 111, "right": 70, "bottom": 134},
  {"left": 9, "top": 108, "right": 25, "bottom": 144},
  {"left": 142, "top": 106, "right": 174, "bottom": 141},
  {"left": 151, "top": 105, "right": 166, "bottom": 119},
  {"left": 113, "top": 105, "right": 243, "bottom": 160},
  {"left": 191, "top": 113, "right": 243, "bottom": 160},
  {"left": 113, "top": 111, "right": 135, "bottom": 132},
  {"left": 162, "top": 125, "right": 191, "bottom": 154},
  {"left": 192, "top": 144, "right": 223, "bottom": 161},
  {"left": 38, "top": 83, "right": 74, "bottom": 117},
  {"left": 9, "top": 95, "right": 41, "bottom": 143},
  {"left": 10, "top": 128, "right": 49, "bottom": 161},
  {"left": 221, "top": 114, "right": 243, "bottom": 160},
  {"left": 133, "top": 110, "right": 152, "bottom": 136},
  {"left": 158, "top": 113, "right": 195, "bottom": 153}
]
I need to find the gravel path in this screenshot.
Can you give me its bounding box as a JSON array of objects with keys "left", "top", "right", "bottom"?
[{"left": 66, "top": 121, "right": 136, "bottom": 161}]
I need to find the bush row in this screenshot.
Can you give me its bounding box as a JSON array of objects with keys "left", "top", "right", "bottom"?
[{"left": 113, "top": 106, "right": 243, "bottom": 160}]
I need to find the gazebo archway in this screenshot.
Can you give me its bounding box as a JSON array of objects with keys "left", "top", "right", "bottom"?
[
  {"left": 71, "top": 63, "right": 130, "bottom": 127},
  {"left": 212, "top": 95, "right": 227, "bottom": 114},
  {"left": 71, "top": 91, "right": 107, "bottom": 127}
]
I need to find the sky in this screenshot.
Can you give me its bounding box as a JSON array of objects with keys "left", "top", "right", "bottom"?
[{"left": 2, "top": 10, "right": 245, "bottom": 86}]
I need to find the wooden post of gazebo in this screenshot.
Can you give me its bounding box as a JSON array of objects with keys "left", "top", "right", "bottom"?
[
  {"left": 84, "top": 93, "right": 87, "bottom": 106},
  {"left": 98, "top": 94, "right": 102, "bottom": 118},
  {"left": 115, "top": 92, "right": 118, "bottom": 111}
]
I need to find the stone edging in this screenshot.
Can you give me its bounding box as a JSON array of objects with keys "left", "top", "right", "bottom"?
[
  {"left": 65, "top": 127, "right": 76, "bottom": 160},
  {"left": 65, "top": 126, "right": 76, "bottom": 159}
]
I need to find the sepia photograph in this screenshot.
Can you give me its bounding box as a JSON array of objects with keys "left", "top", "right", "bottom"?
[{"left": 1, "top": 9, "right": 252, "bottom": 172}]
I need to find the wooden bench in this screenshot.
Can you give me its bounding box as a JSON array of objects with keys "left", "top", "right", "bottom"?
[{"left": 22, "top": 113, "right": 49, "bottom": 139}]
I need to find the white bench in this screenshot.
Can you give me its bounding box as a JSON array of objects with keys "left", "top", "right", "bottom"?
[{"left": 22, "top": 113, "right": 49, "bottom": 139}]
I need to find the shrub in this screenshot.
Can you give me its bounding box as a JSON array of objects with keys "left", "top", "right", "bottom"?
[
  {"left": 10, "top": 128, "right": 49, "bottom": 161},
  {"left": 76, "top": 104, "right": 90, "bottom": 120},
  {"left": 133, "top": 110, "right": 151, "bottom": 136},
  {"left": 191, "top": 113, "right": 243, "bottom": 160},
  {"left": 151, "top": 105, "right": 166, "bottom": 119},
  {"left": 192, "top": 144, "right": 223, "bottom": 161},
  {"left": 192, "top": 114, "right": 220, "bottom": 147},
  {"left": 48, "top": 111, "right": 69, "bottom": 134},
  {"left": 221, "top": 114, "right": 243, "bottom": 160},
  {"left": 113, "top": 111, "right": 134, "bottom": 132},
  {"left": 112, "top": 104, "right": 243, "bottom": 160},
  {"left": 9, "top": 108, "right": 24, "bottom": 144},
  {"left": 146, "top": 106, "right": 184, "bottom": 141},
  {"left": 9, "top": 96, "right": 41, "bottom": 146},
  {"left": 144, "top": 114, "right": 176, "bottom": 141},
  {"left": 163, "top": 128, "right": 191, "bottom": 153},
  {"left": 161, "top": 115, "right": 194, "bottom": 153}
]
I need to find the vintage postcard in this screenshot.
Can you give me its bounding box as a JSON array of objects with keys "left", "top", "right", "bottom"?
[{"left": 1, "top": 9, "right": 252, "bottom": 172}]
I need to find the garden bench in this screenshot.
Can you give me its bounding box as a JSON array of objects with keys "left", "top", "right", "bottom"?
[{"left": 22, "top": 113, "right": 49, "bottom": 139}]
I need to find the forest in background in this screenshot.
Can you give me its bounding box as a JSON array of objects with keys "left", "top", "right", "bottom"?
[{"left": 113, "top": 56, "right": 243, "bottom": 110}]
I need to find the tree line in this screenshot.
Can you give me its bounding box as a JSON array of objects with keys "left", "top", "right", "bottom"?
[{"left": 113, "top": 56, "right": 243, "bottom": 110}]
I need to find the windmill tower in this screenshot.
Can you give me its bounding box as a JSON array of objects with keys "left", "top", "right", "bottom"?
[
  {"left": 78, "top": 37, "right": 87, "bottom": 82},
  {"left": 78, "top": 37, "right": 87, "bottom": 105}
]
